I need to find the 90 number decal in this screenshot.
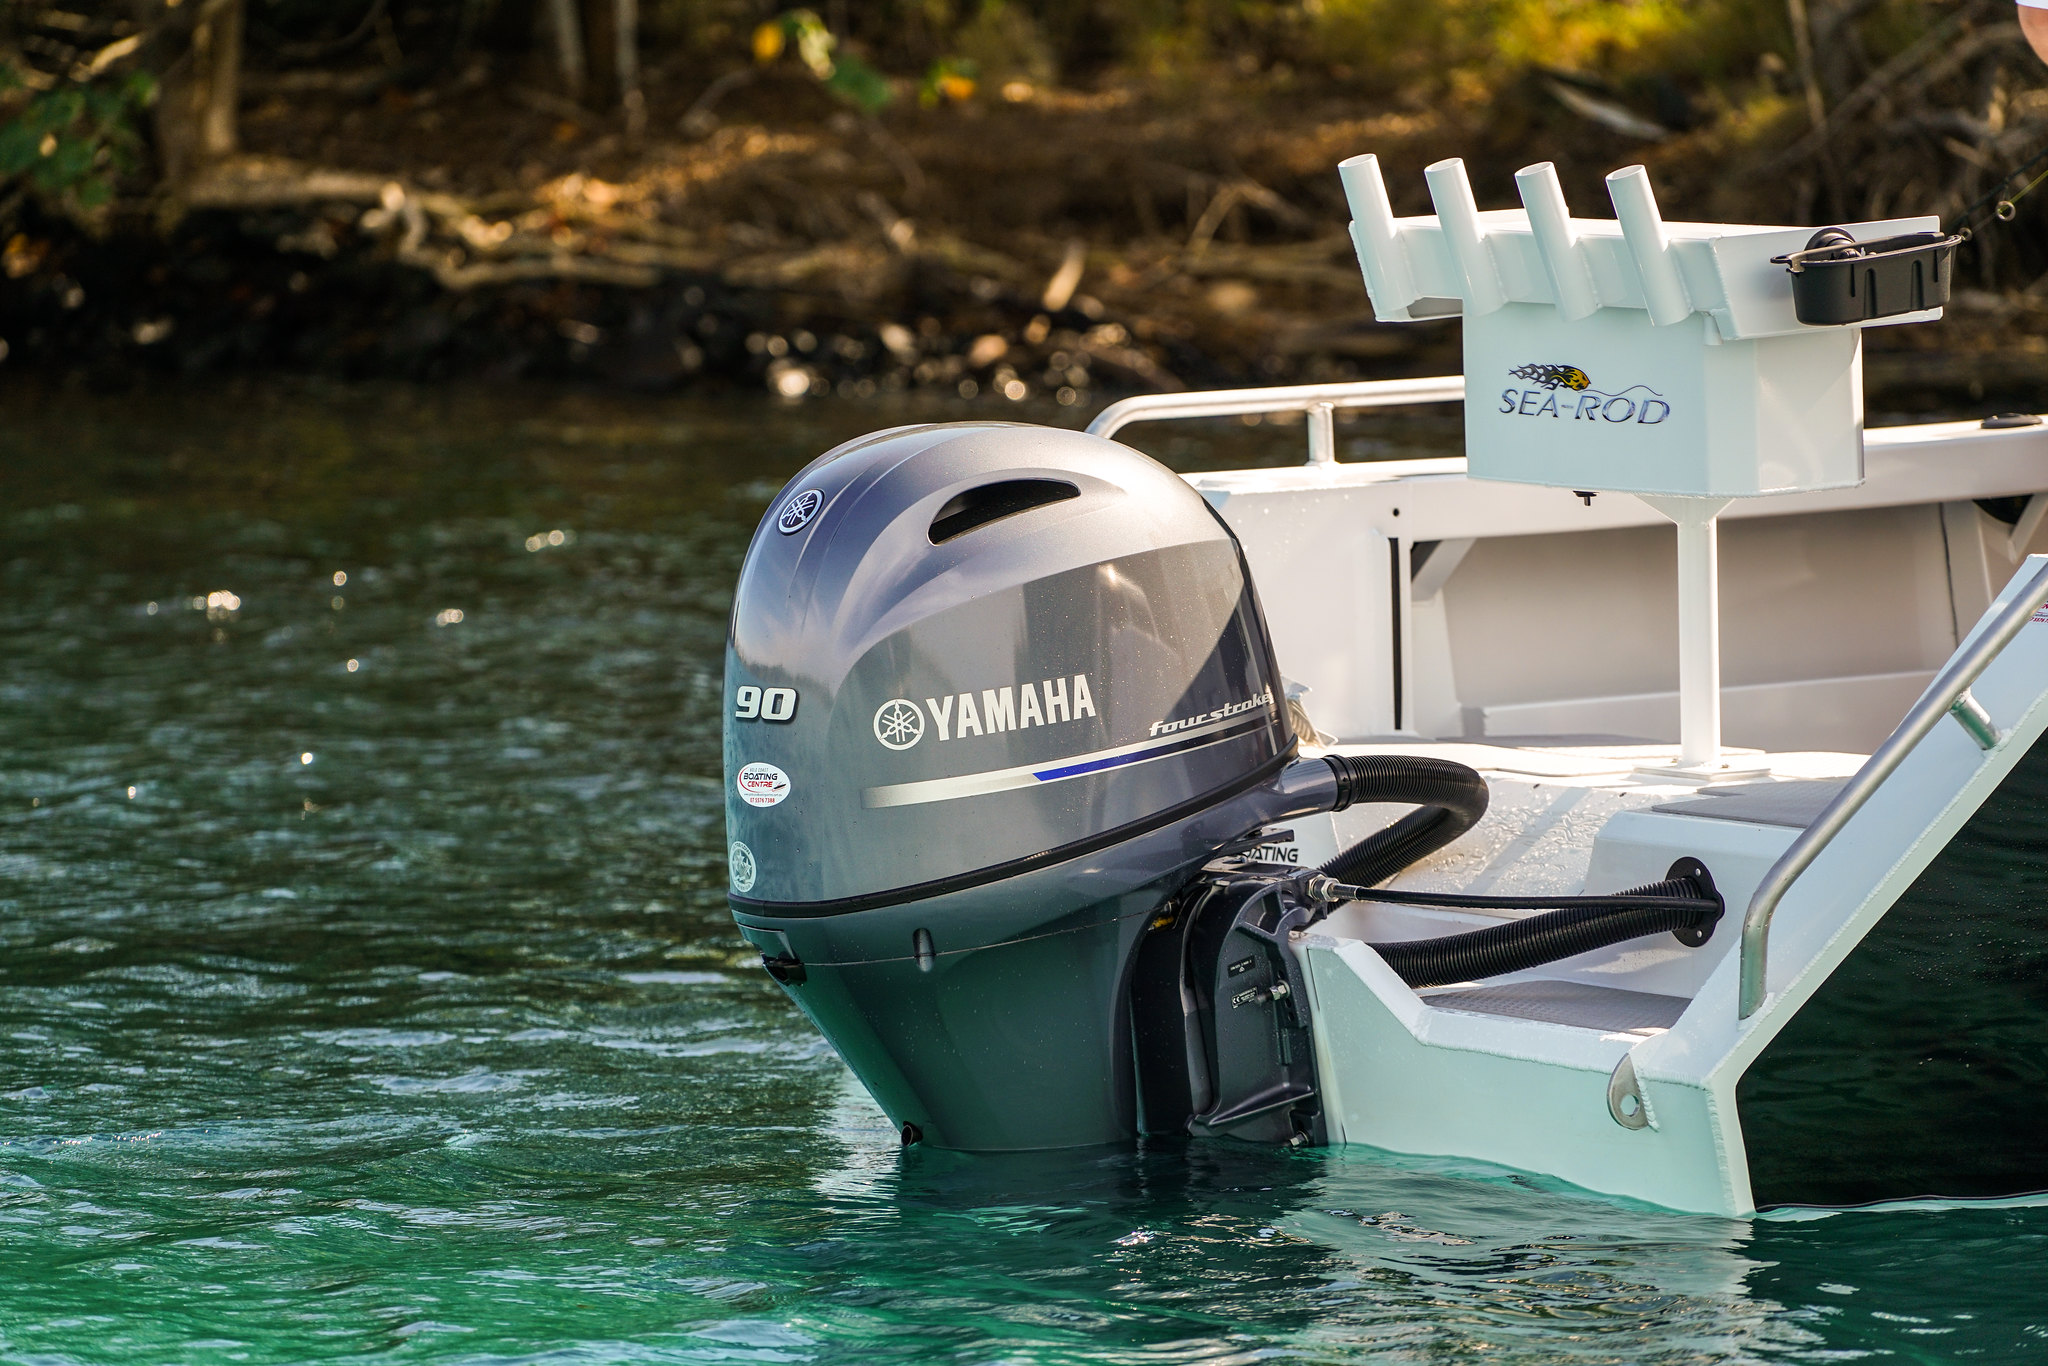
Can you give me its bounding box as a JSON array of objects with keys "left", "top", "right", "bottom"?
[{"left": 734, "top": 686, "right": 798, "bottom": 722}]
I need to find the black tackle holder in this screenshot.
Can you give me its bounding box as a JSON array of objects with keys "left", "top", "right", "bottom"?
[{"left": 1775, "top": 227, "right": 1963, "bottom": 326}]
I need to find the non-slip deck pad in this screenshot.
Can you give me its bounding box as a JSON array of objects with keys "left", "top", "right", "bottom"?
[
  {"left": 1737, "top": 732, "right": 2048, "bottom": 1207},
  {"left": 1421, "top": 980, "right": 1688, "bottom": 1034},
  {"left": 1652, "top": 779, "right": 1846, "bottom": 828}
]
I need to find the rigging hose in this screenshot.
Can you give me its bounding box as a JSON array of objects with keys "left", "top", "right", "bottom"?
[
  {"left": 1317, "top": 753, "right": 1491, "bottom": 888},
  {"left": 1329, "top": 858, "right": 1724, "bottom": 988},
  {"left": 1302, "top": 757, "right": 1720, "bottom": 987}
]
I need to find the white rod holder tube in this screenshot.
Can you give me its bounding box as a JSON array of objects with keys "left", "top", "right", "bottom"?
[
  {"left": 1514, "top": 161, "right": 1598, "bottom": 321},
  {"left": 1338, "top": 154, "right": 1418, "bottom": 315},
  {"left": 1423, "top": 158, "right": 1506, "bottom": 316},
  {"left": 1605, "top": 165, "right": 1692, "bottom": 327}
]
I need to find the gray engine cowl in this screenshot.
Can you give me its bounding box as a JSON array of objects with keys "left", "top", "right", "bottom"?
[
  {"left": 720, "top": 421, "right": 1315, "bottom": 1152},
  {"left": 722, "top": 422, "right": 1293, "bottom": 913}
]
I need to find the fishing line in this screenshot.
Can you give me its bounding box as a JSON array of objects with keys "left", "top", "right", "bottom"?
[{"left": 1946, "top": 141, "right": 2048, "bottom": 241}]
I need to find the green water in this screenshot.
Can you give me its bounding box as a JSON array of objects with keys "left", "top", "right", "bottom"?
[{"left": 2, "top": 380, "right": 2043, "bottom": 1364}]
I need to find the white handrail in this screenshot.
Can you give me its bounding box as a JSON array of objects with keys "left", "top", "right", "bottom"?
[
  {"left": 1738, "top": 557, "right": 2048, "bottom": 1017},
  {"left": 1086, "top": 376, "right": 1466, "bottom": 463}
]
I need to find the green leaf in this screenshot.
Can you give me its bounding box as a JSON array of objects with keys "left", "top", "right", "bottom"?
[
  {"left": 0, "top": 124, "right": 39, "bottom": 176},
  {"left": 824, "top": 55, "right": 893, "bottom": 113},
  {"left": 780, "top": 9, "right": 837, "bottom": 79}
]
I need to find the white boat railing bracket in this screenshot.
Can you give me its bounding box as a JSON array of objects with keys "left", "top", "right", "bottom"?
[{"left": 1086, "top": 376, "right": 1466, "bottom": 453}]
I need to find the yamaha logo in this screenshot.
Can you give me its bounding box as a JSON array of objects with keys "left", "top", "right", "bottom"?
[
  {"left": 873, "top": 699, "right": 925, "bottom": 750},
  {"left": 869, "top": 674, "right": 1097, "bottom": 747},
  {"left": 776, "top": 489, "right": 823, "bottom": 534}
]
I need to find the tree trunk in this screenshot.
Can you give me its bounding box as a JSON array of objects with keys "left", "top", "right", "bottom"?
[
  {"left": 616, "top": 0, "right": 643, "bottom": 137},
  {"left": 544, "top": 0, "right": 586, "bottom": 98},
  {"left": 201, "top": 0, "right": 242, "bottom": 160},
  {"left": 581, "top": 0, "right": 614, "bottom": 100},
  {"left": 154, "top": 0, "right": 243, "bottom": 186}
]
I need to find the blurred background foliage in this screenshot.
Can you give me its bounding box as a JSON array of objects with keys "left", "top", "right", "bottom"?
[
  {"left": 0, "top": 1, "right": 2029, "bottom": 221},
  {"left": 0, "top": 0, "right": 2041, "bottom": 395}
]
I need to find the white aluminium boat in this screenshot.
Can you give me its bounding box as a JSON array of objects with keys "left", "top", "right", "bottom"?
[{"left": 724, "top": 152, "right": 2048, "bottom": 1216}]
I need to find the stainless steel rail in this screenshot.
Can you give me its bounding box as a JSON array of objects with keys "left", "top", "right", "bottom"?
[
  {"left": 1086, "top": 377, "right": 1465, "bottom": 463},
  {"left": 1738, "top": 557, "right": 2048, "bottom": 1018}
]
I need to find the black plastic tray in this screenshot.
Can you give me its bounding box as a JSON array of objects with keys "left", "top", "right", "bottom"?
[{"left": 1774, "top": 228, "right": 1963, "bottom": 326}]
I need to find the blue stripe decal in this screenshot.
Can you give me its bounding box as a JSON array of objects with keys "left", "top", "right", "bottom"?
[
  {"left": 860, "top": 702, "right": 1276, "bottom": 809},
  {"left": 1031, "top": 719, "right": 1263, "bottom": 782}
]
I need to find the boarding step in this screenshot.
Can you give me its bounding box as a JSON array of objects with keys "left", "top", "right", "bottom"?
[
  {"left": 1651, "top": 779, "right": 1844, "bottom": 828},
  {"left": 1418, "top": 979, "right": 1688, "bottom": 1035}
]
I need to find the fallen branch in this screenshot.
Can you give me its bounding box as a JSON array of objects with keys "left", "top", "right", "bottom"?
[{"left": 1763, "top": 18, "right": 2014, "bottom": 174}]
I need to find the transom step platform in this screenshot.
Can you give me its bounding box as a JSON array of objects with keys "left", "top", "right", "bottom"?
[{"left": 1421, "top": 980, "right": 1688, "bottom": 1035}]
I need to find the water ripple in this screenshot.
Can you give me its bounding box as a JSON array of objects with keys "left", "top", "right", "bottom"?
[{"left": 0, "top": 383, "right": 2039, "bottom": 1363}]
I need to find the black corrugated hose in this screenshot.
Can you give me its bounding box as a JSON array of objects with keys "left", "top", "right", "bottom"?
[
  {"left": 1318, "top": 754, "right": 1490, "bottom": 888},
  {"left": 1309, "top": 756, "right": 1722, "bottom": 987},
  {"left": 1339, "top": 859, "right": 1725, "bottom": 988}
]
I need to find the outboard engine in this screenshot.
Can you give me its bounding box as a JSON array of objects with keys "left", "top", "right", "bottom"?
[
  {"left": 722, "top": 423, "right": 1725, "bottom": 1152},
  {"left": 723, "top": 421, "right": 1371, "bottom": 1150}
]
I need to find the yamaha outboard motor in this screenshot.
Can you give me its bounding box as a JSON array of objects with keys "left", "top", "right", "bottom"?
[
  {"left": 725, "top": 420, "right": 1356, "bottom": 1148},
  {"left": 724, "top": 422, "right": 1706, "bottom": 1151}
]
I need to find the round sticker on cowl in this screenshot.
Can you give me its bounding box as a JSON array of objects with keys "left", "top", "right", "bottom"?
[{"left": 735, "top": 762, "right": 791, "bottom": 808}]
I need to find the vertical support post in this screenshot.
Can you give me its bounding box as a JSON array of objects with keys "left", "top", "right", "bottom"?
[
  {"left": 1674, "top": 504, "right": 1724, "bottom": 769},
  {"left": 1307, "top": 402, "right": 1337, "bottom": 465},
  {"left": 1643, "top": 495, "right": 1732, "bottom": 773}
]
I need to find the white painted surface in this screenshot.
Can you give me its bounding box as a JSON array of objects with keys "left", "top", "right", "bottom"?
[
  {"left": 1475, "top": 670, "right": 1936, "bottom": 755},
  {"left": 1194, "top": 419, "right": 2048, "bottom": 751},
  {"left": 1290, "top": 562, "right": 2048, "bottom": 1214}
]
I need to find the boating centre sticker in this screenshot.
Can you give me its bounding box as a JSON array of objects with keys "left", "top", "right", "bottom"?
[
  {"left": 1500, "top": 363, "right": 1670, "bottom": 425},
  {"left": 729, "top": 841, "right": 757, "bottom": 893},
  {"left": 776, "top": 489, "right": 823, "bottom": 534},
  {"left": 735, "top": 762, "right": 791, "bottom": 807}
]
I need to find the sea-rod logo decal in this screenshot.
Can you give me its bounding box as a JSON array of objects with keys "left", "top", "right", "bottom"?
[
  {"left": 871, "top": 674, "right": 1097, "bottom": 749},
  {"left": 1501, "top": 363, "right": 1670, "bottom": 425}
]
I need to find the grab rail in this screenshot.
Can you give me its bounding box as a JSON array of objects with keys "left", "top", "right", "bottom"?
[
  {"left": 1087, "top": 376, "right": 1465, "bottom": 464},
  {"left": 1739, "top": 557, "right": 2048, "bottom": 1017}
]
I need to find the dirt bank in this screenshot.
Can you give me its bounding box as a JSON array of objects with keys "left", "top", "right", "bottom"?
[{"left": 4, "top": 57, "right": 2042, "bottom": 413}]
